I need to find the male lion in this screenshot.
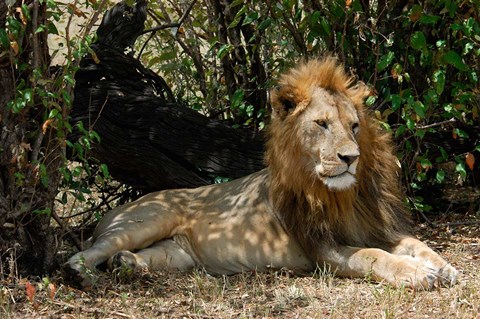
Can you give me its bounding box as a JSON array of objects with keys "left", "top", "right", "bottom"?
[{"left": 65, "top": 57, "right": 458, "bottom": 289}]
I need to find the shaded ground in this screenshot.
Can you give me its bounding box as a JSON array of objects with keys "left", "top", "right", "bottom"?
[{"left": 1, "top": 213, "right": 479, "bottom": 319}]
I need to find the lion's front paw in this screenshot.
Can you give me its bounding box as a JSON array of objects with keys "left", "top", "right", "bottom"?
[
  {"left": 391, "top": 257, "right": 458, "bottom": 290},
  {"left": 390, "top": 256, "right": 438, "bottom": 290},
  {"left": 437, "top": 263, "right": 458, "bottom": 287}
]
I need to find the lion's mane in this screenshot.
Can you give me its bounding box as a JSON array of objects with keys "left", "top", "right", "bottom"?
[{"left": 266, "top": 57, "right": 411, "bottom": 258}]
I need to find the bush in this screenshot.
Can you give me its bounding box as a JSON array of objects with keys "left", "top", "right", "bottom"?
[{"left": 141, "top": 0, "right": 479, "bottom": 213}]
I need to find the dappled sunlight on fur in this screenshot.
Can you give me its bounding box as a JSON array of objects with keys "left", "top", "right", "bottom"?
[{"left": 65, "top": 55, "right": 457, "bottom": 290}]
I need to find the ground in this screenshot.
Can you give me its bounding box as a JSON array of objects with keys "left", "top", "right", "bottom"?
[{"left": 1, "top": 212, "right": 479, "bottom": 319}]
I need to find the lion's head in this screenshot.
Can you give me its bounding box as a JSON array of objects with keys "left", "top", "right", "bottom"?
[
  {"left": 267, "top": 56, "right": 370, "bottom": 193},
  {"left": 266, "top": 56, "right": 410, "bottom": 251}
]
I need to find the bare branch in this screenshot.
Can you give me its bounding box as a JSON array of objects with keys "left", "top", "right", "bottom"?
[
  {"left": 141, "top": 0, "right": 197, "bottom": 36},
  {"left": 51, "top": 210, "right": 83, "bottom": 251},
  {"left": 32, "top": 0, "right": 40, "bottom": 70},
  {"left": 416, "top": 118, "right": 456, "bottom": 130}
]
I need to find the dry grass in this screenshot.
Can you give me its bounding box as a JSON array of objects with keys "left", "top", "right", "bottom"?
[{"left": 1, "top": 219, "right": 479, "bottom": 319}]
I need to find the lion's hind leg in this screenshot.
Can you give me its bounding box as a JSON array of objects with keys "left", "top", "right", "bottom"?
[{"left": 108, "top": 239, "right": 196, "bottom": 274}]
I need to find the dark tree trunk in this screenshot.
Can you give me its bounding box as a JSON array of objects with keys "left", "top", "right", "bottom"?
[
  {"left": 69, "top": 0, "right": 265, "bottom": 192},
  {"left": 1, "top": 0, "right": 60, "bottom": 276}
]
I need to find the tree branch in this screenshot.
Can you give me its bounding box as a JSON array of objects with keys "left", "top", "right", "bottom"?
[
  {"left": 32, "top": 0, "right": 40, "bottom": 70},
  {"left": 141, "top": 0, "right": 197, "bottom": 36},
  {"left": 416, "top": 118, "right": 456, "bottom": 130}
]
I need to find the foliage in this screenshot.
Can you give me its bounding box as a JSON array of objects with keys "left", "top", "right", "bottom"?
[
  {"left": 141, "top": 0, "right": 479, "bottom": 213},
  {"left": 0, "top": 0, "right": 109, "bottom": 275},
  {"left": 0, "top": 0, "right": 478, "bottom": 276}
]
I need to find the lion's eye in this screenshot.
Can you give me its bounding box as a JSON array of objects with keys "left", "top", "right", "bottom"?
[
  {"left": 352, "top": 122, "right": 359, "bottom": 134},
  {"left": 315, "top": 120, "right": 328, "bottom": 129}
]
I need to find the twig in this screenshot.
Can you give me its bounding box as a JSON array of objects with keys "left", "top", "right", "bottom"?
[
  {"left": 137, "top": 0, "right": 197, "bottom": 59},
  {"left": 61, "top": 186, "right": 124, "bottom": 219},
  {"left": 416, "top": 118, "right": 456, "bottom": 130},
  {"left": 51, "top": 210, "right": 83, "bottom": 251},
  {"left": 49, "top": 300, "right": 133, "bottom": 318},
  {"left": 417, "top": 210, "right": 435, "bottom": 227},
  {"left": 141, "top": 0, "right": 197, "bottom": 35},
  {"left": 137, "top": 30, "right": 156, "bottom": 59},
  {"left": 31, "top": 131, "right": 44, "bottom": 162},
  {"left": 89, "top": 95, "right": 108, "bottom": 131},
  {"left": 82, "top": 0, "right": 108, "bottom": 41},
  {"left": 433, "top": 220, "right": 480, "bottom": 227},
  {"left": 32, "top": 0, "right": 40, "bottom": 70}
]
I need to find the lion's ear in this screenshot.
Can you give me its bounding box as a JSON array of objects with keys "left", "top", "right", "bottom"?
[
  {"left": 270, "top": 85, "right": 307, "bottom": 120},
  {"left": 347, "top": 81, "right": 372, "bottom": 107}
]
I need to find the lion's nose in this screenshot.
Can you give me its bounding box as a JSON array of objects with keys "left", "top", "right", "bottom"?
[{"left": 338, "top": 153, "right": 359, "bottom": 165}]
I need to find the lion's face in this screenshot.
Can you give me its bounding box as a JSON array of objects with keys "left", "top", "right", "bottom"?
[
  {"left": 268, "top": 58, "right": 368, "bottom": 192},
  {"left": 295, "top": 87, "right": 360, "bottom": 190}
]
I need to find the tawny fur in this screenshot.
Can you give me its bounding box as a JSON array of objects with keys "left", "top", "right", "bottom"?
[
  {"left": 65, "top": 56, "right": 458, "bottom": 290},
  {"left": 267, "top": 57, "right": 409, "bottom": 255}
]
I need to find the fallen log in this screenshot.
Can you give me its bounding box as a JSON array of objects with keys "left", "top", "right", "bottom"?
[{"left": 69, "top": 0, "right": 265, "bottom": 191}]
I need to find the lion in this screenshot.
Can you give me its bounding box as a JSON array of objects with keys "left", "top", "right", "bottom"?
[{"left": 65, "top": 56, "right": 458, "bottom": 289}]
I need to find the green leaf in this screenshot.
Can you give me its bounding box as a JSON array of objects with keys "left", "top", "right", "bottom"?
[
  {"left": 258, "top": 18, "right": 272, "bottom": 31},
  {"left": 47, "top": 21, "right": 58, "bottom": 35},
  {"left": 432, "top": 70, "right": 445, "bottom": 95},
  {"left": 413, "top": 101, "right": 426, "bottom": 118},
  {"left": 420, "top": 158, "right": 432, "bottom": 169},
  {"left": 391, "top": 94, "right": 402, "bottom": 111},
  {"left": 100, "top": 164, "right": 110, "bottom": 179},
  {"left": 62, "top": 90, "right": 72, "bottom": 106},
  {"left": 419, "top": 14, "right": 440, "bottom": 25},
  {"left": 230, "top": 0, "right": 244, "bottom": 7},
  {"left": 159, "top": 51, "right": 176, "bottom": 60},
  {"left": 415, "top": 129, "right": 426, "bottom": 139},
  {"left": 320, "top": 17, "right": 332, "bottom": 36},
  {"left": 455, "top": 162, "right": 467, "bottom": 179},
  {"left": 61, "top": 192, "right": 68, "bottom": 205},
  {"left": 48, "top": 109, "right": 59, "bottom": 119},
  {"left": 377, "top": 51, "right": 394, "bottom": 72},
  {"left": 454, "top": 128, "right": 469, "bottom": 138},
  {"left": 0, "top": 28, "right": 10, "bottom": 48},
  {"left": 406, "top": 118, "right": 415, "bottom": 130},
  {"left": 365, "top": 96, "right": 376, "bottom": 106},
  {"left": 395, "top": 124, "right": 406, "bottom": 137},
  {"left": 231, "top": 89, "right": 244, "bottom": 108},
  {"left": 23, "top": 89, "right": 33, "bottom": 104},
  {"left": 147, "top": 56, "right": 162, "bottom": 68},
  {"left": 309, "top": 11, "right": 321, "bottom": 26},
  {"left": 33, "top": 208, "right": 52, "bottom": 215},
  {"left": 228, "top": 5, "right": 247, "bottom": 29},
  {"left": 410, "top": 31, "right": 426, "bottom": 50},
  {"left": 436, "top": 170, "right": 445, "bottom": 183},
  {"left": 35, "top": 24, "right": 46, "bottom": 33},
  {"left": 217, "top": 44, "right": 232, "bottom": 60},
  {"left": 436, "top": 147, "right": 448, "bottom": 162},
  {"left": 245, "top": 105, "right": 254, "bottom": 117},
  {"left": 21, "top": 4, "right": 31, "bottom": 21},
  {"left": 242, "top": 12, "right": 258, "bottom": 26},
  {"left": 442, "top": 51, "right": 469, "bottom": 71},
  {"left": 214, "top": 176, "right": 232, "bottom": 184}
]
